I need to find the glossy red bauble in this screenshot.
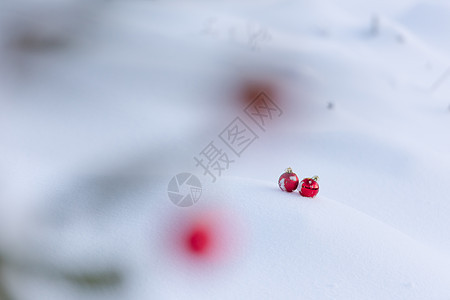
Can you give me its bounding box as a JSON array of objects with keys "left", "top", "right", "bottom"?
[
  {"left": 278, "top": 167, "right": 299, "bottom": 192},
  {"left": 299, "top": 176, "right": 319, "bottom": 198}
]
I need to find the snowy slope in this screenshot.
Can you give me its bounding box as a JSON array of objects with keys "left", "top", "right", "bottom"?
[{"left": 1, "top": 0, "right": 450, "bottom": 299}]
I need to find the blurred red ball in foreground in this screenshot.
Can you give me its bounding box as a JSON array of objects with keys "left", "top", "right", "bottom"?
[
  {"left": 168, "top": 208, "right": 243, "bottom": 267},
  {"left": 278, "top": 167, "right": 299, "bottom": 192},
  {"left": 186, "top": 224, "right": 211, "bottom": 256},
  {"left": 178, "top": 212, "right": 224, "bottom": 261},
  {"left": 299, "top": 176, "right": 319, "bottom": 198},
  {"left": 239, "top": 80, "right": 277, "bottom": 106}
]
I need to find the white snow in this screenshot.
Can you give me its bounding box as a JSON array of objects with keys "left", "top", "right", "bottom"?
[
  {"left": 279, "top": 178, "right": 287, "bottom": 191},
  {"left": 1, "top": 0, "right": 450, "bottom": 299}
]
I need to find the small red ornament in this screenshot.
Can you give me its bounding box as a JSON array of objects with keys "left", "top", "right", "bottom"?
[
  {"left": 299, "top": 176, "right": 319, "bottom": 198},
  {"left": 186, "top": 224, "right": 211, "bottom": 256},
  {"left": 278, "top": 167, "right": 299, "bottom": 192}
]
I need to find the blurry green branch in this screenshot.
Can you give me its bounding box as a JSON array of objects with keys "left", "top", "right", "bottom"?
[
  {"left": 63, "top": 270, "right": 122, "bottom": 289},
  {"left": 0, "top": 255, "right": 12, "bottom": 300},
  {"left": 0, "top": 253, "right": 123, "bottom": 299}
]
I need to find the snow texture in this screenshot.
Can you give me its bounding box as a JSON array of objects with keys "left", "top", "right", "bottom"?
[{"left": 1, "top": 0, "right": 450, "bottom": 299}]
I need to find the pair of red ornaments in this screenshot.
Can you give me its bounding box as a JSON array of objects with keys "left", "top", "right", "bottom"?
[{"left": 278, "top": 167, "right": 319, "bottom": 198}]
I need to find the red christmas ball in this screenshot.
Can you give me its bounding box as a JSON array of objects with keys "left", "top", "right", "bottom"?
[
  {"left": 299, "top": 176, "right": 319, "bottom": 198},
  {"left": 186, "top": 225, "right": 211, "bottom": 256},
  {"left": 278, "top": 167, "right": 299, "bottom": 192}
]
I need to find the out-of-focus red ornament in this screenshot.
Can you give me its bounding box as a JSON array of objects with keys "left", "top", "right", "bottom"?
[
  {"left": 278, "top": 167, "right": 299, "bottom": 192},
  {"left": 299, "top": 176, "right": 319, "bottom": 198},
  {"left": 186, "top": 224, "right": 212, "bottom": 256},
  {"left": 239, "top": 80, "right": 277, "bottom": 106}
]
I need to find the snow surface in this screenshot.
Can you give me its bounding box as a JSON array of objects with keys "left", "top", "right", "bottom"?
[{"left": 1, "top": 0, "right": 450, "bottom": 299}]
